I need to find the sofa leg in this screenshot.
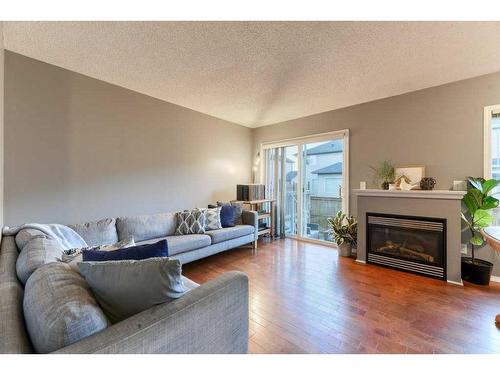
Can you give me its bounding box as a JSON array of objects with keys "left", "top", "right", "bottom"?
[{"left": 253, "top": 239, "right": 258, "bottom": 253}]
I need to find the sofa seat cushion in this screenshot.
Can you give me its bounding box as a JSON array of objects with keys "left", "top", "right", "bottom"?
[
  {"left": 23, "top": 262, "right": 109, "bottom": 353},
  {"left": 206, "top": 225, "right": 255, "bottom": 244},
  {"left": 116, "top": 212, "right": 176, "bottom": 242},
  {"left": 137, "top": 234, "right": 211, "bottom": 256},
  {"left": 16, "top": 237, "right": 63, "bottom": 284},
  {"left": 69, "top": 218, "right": 118, "bottom": 247}
]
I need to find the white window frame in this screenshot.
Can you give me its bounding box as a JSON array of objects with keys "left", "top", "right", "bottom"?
[{"left": 483, "top": 104, "right": 500, "bottom": 179}]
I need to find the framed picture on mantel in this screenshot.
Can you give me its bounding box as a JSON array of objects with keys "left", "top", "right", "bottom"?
[{"left": 395, "top": 165, "right": 425, "bottom": 185}]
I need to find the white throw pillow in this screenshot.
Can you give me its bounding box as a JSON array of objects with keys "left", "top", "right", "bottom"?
[{"left": 204, "top": 207, "right": 222, "bottom": 230}]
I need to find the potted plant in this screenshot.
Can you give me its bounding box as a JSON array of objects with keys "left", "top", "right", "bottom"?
[
  {"left": 461, "top": 177, "right": 500, "bottom": 285},
  {"left": 328, "top": 211, "right": 358, "bottom": 257},
  {"left": 370, "top": 160, "right": 395, "bottom": 190}
]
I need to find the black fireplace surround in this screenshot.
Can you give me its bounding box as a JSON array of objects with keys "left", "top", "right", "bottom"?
[{"left": 366, "top": 212, "right": 447, "bottom": 280}]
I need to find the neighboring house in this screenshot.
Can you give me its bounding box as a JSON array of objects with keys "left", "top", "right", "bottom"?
[
  {"left": 285, "top": 141, "right": 343, "bottom": 197},
  {"left": 311, "top": 162, "right": 343, "bottom": 198},
  {"left": 304, "top": 140, "right": 343, "bottom": 198}
]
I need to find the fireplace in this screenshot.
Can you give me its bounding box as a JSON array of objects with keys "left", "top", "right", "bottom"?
[{"left": 366, "top": 213, "right": 447, "bottom": 280}]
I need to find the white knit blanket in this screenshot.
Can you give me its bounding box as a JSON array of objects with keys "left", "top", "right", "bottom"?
[{"left": 2, "top": 223, "right": 88, "bottom": 250}]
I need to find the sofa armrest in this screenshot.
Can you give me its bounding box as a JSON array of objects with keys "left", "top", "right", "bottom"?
[
  {"left": 242, "top": 210, "right": 258, "bottom": 239},
  {"left": 53, "top": 271, "right": 249, "bottom": 354}
]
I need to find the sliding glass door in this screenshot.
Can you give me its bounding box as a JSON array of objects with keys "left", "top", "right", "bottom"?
[
  {"left": 301, "top": 140, "right": 345, "bottom": 241},
  {"left": 261, "top": 130, "right": 349, "bottom": 244}
]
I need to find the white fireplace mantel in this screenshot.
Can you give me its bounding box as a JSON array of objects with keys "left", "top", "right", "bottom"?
[{"left": 353, "top": 189, "right": 465, "bottom": 200}]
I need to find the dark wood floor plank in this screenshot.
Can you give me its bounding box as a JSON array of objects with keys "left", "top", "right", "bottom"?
[{"left": 183, "top": 238, "right": 500, "bottom": 354}]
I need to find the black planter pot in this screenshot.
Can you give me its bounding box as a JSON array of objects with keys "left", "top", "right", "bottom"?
[
  {"left": 381, "top": 181, "right": 390, "bottom": 190},
  {"left": 461, "top": 257, "right": 493, "bottom": 285}
]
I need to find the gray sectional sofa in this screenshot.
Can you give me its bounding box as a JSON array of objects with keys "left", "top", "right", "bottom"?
[{"left": 0, "top": 209, "right": 258, "bottom": 354}]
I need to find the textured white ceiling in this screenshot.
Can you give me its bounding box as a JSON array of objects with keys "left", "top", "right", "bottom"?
[{"left": 4, "top": 21, "right": 500, "bottom": 127}]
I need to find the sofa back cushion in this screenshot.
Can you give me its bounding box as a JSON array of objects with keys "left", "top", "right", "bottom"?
[
  {"left": 23, "top": 262, "right": 109, "bottom": 353},
  {"left": 116, "top": 212, "right": 176, "bottom": 242},
  {"left": 15, "top": 229, "right": 48, "bottom": 251},
  {"left": 16, "top": 237, "right": 63, "bottom": 285},
  {"left": 69, "top": 218, "right": 118, "bottom": 247}
]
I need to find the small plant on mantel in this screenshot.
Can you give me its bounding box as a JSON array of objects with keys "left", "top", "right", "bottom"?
[
  {"left": 461, "top": 177, "right": 500, "bottom": 285},
  {"left": 328, "top": 211, "right": 358, "bottom": 257},
  {"left": 370, "top": 160, "right": 395, "bottom": 190}
]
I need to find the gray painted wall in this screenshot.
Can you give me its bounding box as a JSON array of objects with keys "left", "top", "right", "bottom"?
[
  {"left": 252, "top": 71, "right": 500, "bottom": 276},
  {"left": 4, "top": 51, "right": 252, "bottom": 225},
  {"left": 4, "top": 49, "right": 500, "bottom": 277}
]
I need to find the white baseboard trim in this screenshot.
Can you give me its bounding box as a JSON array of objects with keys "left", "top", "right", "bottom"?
[
  {"left": 355, "top": 259, "right": 366, "bottom": 264},
  {"left": 447, "top": 279, "right": 464, "bottom": 286},
  {"left": 490, "top": 275, "right": 500, "bottom": 283}
]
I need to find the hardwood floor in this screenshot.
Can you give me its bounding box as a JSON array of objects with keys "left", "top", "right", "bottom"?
[{"left": 182, "top": 238, "right": 500, "bottom": 354}]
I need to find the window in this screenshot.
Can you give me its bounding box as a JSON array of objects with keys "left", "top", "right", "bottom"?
[
  {"left": 483, "top": 105, "right": 500, "bottom": 225},
  {"left": 324, "top": 178, "right": 336, "bottom": 194},
  {"left": 261, "top": 130, "right": 349, "bottom": 243},
  {"left": 484, "top": 105, "right": 500, "bottom": 179},
  {"left": 311, "top": 179, "right": 319, "bottom": 195},
  {"left": 307, "top": 155, "right": 318, "bottom": 165}
]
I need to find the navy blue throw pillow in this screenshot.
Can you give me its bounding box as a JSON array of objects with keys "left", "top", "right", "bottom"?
[
  {"left": 82, "top": 239, "right": 168, "bottom": 262},
  {"left": 220, "top": 205, "right": 237, "bottom": 227}
]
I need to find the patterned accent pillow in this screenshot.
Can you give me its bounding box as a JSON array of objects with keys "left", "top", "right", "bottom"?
[
  {"left": 204, "top": 207, "right": 222, "bottom": 230},
  {"left": 175, "top": 209, "right": 206, "bottom": 235}
]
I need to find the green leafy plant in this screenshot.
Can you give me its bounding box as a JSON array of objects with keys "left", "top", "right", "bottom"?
[
  {"left": 461, "top": 177, "right": 500, "bottom": 264},
  {"left": 370, "top": 160, "right": 395, "bottom": 188},
  {"left": 328, "top": 211, "right": 358, "bottom": 246}
]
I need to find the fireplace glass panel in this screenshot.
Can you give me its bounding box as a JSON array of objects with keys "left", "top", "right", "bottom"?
[{"left": 369, "top": 226, "right": 443, "bottom": 266}]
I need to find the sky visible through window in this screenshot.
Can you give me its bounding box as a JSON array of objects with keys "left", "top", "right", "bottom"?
[
  {"left": 490, "top": 115, "right": 500, "bottom": 225},
  {"left": 492, "top": 116, "right": 500, "bottom": 179}
]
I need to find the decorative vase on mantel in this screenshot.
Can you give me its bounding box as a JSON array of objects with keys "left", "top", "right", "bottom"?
[{"left": 420, "top": 177, "right": 436, "bottom": 191}]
